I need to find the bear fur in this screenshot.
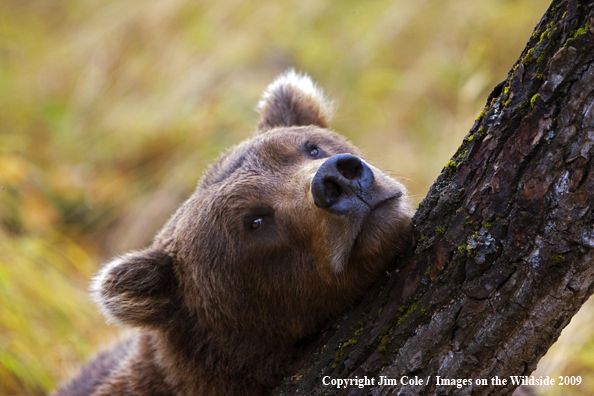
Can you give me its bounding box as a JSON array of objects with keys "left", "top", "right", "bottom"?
[{"left": 54, "top": 70, "right": 413, "bottom": 396}]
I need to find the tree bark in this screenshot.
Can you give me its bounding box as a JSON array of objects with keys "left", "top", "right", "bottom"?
[{"left": 272, "top": 1, "right": 594, "bottom": 395}]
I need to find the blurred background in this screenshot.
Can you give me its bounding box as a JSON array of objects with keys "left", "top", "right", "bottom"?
[{"left": 1, "top": 0, "right": 592, "bottom": 395}]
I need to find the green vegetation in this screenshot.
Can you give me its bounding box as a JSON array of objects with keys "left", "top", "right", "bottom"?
[
  {"left": 2, "top": 1, "right": 584, "bottom": 395},
  {"left": 531, "top": 93, "right": 540, "bottom": 108},
  {"left": 522, "top": 47, "right": 536, "bottom": 65},
  {"left": 396, "top": 302, "right": 418, "bottom": 327},
  {"left": 550, "top": 255, "right": 566, "bottom": 265},
  {"left": 445, "top": 160, "right": 457, "bottom": 170},
  {"left": 564, "top": 19, "right": 591, "bottom": 47},
  {"left": 570, "top": 19, "right": 591, "bottom": 40}
]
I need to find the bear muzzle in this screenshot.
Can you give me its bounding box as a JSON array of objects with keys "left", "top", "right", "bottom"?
[{"left": 311, "top": 153, "right": 389, "bottom": 215}]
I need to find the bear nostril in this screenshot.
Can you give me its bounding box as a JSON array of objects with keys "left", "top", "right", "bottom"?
[
  {"left": 324, "top": 180, "right": 341, "bottom": 201},
  {"left": 336, "top": 156, "right": 362, "bottom": 180}
]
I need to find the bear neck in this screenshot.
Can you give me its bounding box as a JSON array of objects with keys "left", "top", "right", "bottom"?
[{"left": 147, "top": 318, "right": 302, "bottom": 396}]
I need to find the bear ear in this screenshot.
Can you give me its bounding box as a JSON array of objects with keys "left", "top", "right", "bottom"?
[
  {"left": 256, "top": 69, "right": 334, "bottom": 132},
  {"left": 91, "top": 248, "right": 179, "bottom": 328}
]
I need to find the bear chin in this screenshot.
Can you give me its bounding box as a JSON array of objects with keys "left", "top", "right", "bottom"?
[{"left": 53, "top": 70, "right": 413, "bottom": 396}]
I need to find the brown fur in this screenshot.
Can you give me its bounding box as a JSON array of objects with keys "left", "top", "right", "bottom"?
[{"left": 54, "top": 70, "right": 413, "bottom": 396}]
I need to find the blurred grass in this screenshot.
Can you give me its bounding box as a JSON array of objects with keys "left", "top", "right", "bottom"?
[{"left": 1, "top": 0, "right": 591, "bottom": 395}]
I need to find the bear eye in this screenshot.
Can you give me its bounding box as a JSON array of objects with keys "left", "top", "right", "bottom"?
[
  {"left": 251, "top": 218, "right": 263, "bottom": 229},
  {"left": 244, "top": 209, "right": 274, "bottom": 232},
  {"left": 305, "top": 143, "right": 321, "bottom": 158}
]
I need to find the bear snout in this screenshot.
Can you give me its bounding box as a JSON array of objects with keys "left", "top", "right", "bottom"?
[{"left": 310, "top": 153, "right": 375, "bottom": 215}]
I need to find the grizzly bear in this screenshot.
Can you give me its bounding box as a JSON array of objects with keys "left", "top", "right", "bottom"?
[{"left": 54, "top": 70, "right": 413, "bottom": 396}]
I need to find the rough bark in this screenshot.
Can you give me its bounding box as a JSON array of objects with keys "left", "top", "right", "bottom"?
[{"left": 272, "top": 1, "right": 594, "bottom": 395}]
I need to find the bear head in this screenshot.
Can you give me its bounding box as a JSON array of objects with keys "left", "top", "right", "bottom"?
[{"left": 91, "top": 70, "right": 412, "bottom": 364}]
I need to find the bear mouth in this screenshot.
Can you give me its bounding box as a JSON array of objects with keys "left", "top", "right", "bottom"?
[
  {"left": 327, "top": 194, "right": 402, "bottom": 273},
  {"left": 350, "top": 191, "right": 406, "bottom": 247},
  {"left": 365, "top": 190, "right": 403, "bottom": 211}
]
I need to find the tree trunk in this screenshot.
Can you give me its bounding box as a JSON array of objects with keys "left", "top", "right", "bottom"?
[{"left": 272, "top": 1, "right": 594, "bottom": 395}]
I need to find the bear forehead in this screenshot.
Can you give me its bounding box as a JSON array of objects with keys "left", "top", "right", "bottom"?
[{"left": 200, "top": 126, "right": 360, "bottom": 188}]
